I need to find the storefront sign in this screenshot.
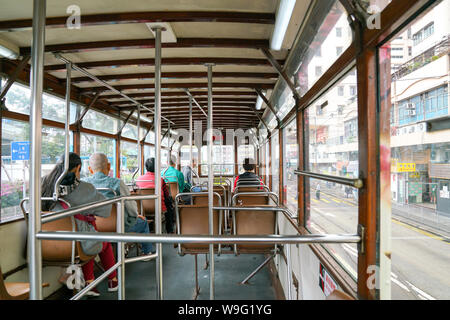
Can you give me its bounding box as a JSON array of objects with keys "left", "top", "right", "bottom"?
[{"left": 393, "top": 162, "right": 416, "bottom": 172}]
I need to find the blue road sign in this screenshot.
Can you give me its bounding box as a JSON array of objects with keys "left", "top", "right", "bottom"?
[{"left": 11, "top": 141, "right": 30, "bottom": 161}]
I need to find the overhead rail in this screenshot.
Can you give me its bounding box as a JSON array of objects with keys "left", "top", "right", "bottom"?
[
  {"left": 53, "top": 53, "right": 175, "bottom": 126},
  {"left": 294, "top": 170, "right": 364, "bottom": 189},
  {"left": 185, "top": 89, "right": 208, "bottom": 118}
]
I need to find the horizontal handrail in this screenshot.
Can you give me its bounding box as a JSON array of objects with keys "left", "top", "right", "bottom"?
[
  {"left": 232, "top": 191, "right": 279, "bottom": 206},
  {"left": 36, "top": 231, "right": 361, "bottom": 245},
  {"left": 294, "top": 170, "right": 363, "bottom": 189},
  {"left": 35, "top": 195, "right": 159, "bottom": 224}
]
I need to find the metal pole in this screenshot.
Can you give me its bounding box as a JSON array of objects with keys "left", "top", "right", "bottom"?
[
  {"left": 53, "top": 62, "right": 71, "bottom": 199},
  {"left": 285, "top": 244, "right": 293, "bottom": 300},
  {"left": 117, "top": 201, "right": 125, "bottom": 300},
  {"left": 153, "top": 26, "right": 164, "bottom": 300},
  {"left": 28, "top": 0, "right": 46, "bottom": 300},
  {"left": 206, "top": 63, "right": 215, "bottom": 300},
  {"left": 189, "top": 95, "right": 193, "bottom": 181}
]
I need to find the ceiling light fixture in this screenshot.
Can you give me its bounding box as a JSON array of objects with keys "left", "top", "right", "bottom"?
[{"left": 270, "top": 0, "right": 296, "bottom": 51}]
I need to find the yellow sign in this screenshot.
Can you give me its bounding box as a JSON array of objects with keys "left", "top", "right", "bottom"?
[{"left": 395, "top": 163, "right": 416, "bottom": 172}]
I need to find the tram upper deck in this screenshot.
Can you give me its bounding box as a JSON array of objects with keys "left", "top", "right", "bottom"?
[{"left": 1, "top": 0, "right": 449, "bottom": 302}]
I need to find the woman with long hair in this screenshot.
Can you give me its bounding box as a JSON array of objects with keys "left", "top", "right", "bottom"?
[{"left": 41, "top": 152, "right": 118, "bottom": 297}]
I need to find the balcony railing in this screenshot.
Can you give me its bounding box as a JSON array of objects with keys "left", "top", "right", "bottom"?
[{"left": 392, "top": 35, "right": 450, "bottom": 80}]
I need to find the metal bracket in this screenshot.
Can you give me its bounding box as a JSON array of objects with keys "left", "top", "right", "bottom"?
[{"left": 357, "top": 224, "right": 365, "bottom": 254}]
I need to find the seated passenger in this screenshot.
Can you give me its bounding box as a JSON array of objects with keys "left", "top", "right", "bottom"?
[
  {"left": 233, "top": 158, "right": 263, "bottom": 192},
  {"left": 181, "top": 158, "right": 198, "bottom": 203},
  {"left": 163, "top": 156, "right": 189, "bottom": 193},
  {"left": 181, "top": 158, "right": 197, "bottom": 188},
  {"left": 136, "top": 158, "right": 175, "bottom": 233},
  {"left": 41, "top": 152, "right": 117, "bottom": 297},
  {"left": 83, "top": 153, "right": 155, "bottom": 256}
]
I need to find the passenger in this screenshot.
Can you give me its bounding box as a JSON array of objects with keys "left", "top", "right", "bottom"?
[
  {"left": 233, "top": 158, "right": 263, "bottom": 192},
  {"left": 83, "top": 153, "right": 155, "bottom": 256},
  {"left": 181, "top": 159, "right": 199, "bottom": 203},
  {"left": 163, "top": 155, "right": 189, "bottom": 193},
  {"left": 136, "top": 158, "right": 175, "bottom": 233},
  {"left": 41, "top": 152, "right": 117, "bottom": 297},
  {"left": 181, "top": 158, "right": 197, "bottom": 188}
]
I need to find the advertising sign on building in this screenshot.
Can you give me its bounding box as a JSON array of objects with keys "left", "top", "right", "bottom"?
[
  {"left": 392, "top": 162, "right": 416, "bottom": 172},
  {"left": 319, "top": 263, "right": 337, "bottom": 297}
]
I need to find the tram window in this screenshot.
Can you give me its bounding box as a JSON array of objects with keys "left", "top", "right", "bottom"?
[
  {"left": 201, "top": 145, "right": 234, "bottom": 175},
  {"left": 144, "top": 145, "right": 155, "bottom": 161},
  {"left": 121, "top": 123, "right": 137, "bottom": 140},
  {"left": 237, "top": 144, "right": 255, "bottom": 175},
  {"left": 1, "top": 120, "right": 71, "bottom": 222},
  {"left": 304, "top": 67, "right": 359, "bottom": 279},
  {"left": 161, "top": 149, "right": 169, "bottom": 171},
  {"left": 271, "top": 130, "right": 280, "bottom": 197},
  {"left": 306, "top": 177, "right": 358, "bottom": 280},
  {"left": 80, "top": 133, "right": 116, "bottom": 178},
  {"left": 295, "top": 1, "right": 352, "bottom": 94},
  {"left": 180, "top": 145, "right": 199, "bottom": 168},
  {"left": 380, "top": 1, "right": 450, "bottom": 299},
  {"left": 282, "top": 118, "right": 298, "bottom": 214},
  {"left": 145, "top": 131, "right": 155, "bottom": 144},
  {"left": 305, "top": 67, "right": 358, "bottom": 179},
  {"left": 2, "top": 81, "right": 79, "bottom": 123},
  {"left": 83, "top": 109, "right": 120, "bottom": 135},
  {"left": 1, "top": 119, "right": 29, "bottom": 221},
  {"left": 120, "top": 141, "right": 138, "bottom": 184}
]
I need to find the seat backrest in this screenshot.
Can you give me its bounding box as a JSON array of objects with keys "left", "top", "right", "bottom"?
[
  {"left": 167, "top": 181, "right": 178, "bottom": 200},
  {"left": 134, "top": 188, "right": 156, "bottom": 217},
  {"left": 95, "top": 204, "right": 117, "bottom": 232},
  {"left": 234, "top": 205, "right": 276, "bottom": 252},
  {"left": 234, "top": 192, "right": 269, "bottom": 205},
  {"left": 193, "top": 188, "right": 223, "bottom": 206},
  {"left": 178, "top": 205, "right": 220, "bottom": 252},
  {"left": 40, "top": 213, "right": 93, "bottom": 263}
]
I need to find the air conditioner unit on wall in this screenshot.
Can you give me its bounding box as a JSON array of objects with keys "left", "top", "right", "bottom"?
[
  {"left": 408, "top": 109, "right": 416, "bottom": 116},
  {"left": 406, "top": 103, "right": 416, "bottom": 110}
]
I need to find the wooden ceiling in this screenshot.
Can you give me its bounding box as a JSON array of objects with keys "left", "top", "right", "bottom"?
[{"left": 0, "top": 0, "right": 311, "bottom": 131}]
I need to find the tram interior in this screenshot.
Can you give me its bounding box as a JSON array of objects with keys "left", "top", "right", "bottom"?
[{"left": 0, "top": 0, "right": 449, "bottom": 301}]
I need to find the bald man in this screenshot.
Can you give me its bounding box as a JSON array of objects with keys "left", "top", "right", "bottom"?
[{"left": 83, "top": 153, "right": 154, "bottom": 255}]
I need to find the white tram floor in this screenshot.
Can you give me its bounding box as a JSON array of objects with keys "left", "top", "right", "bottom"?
[{"left": 82, "top": 243, "right": 278, "bottom": 300}]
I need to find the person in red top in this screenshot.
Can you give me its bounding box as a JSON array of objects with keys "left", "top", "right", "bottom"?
[
  {"left": 136, "top": 158, "right": 175, "bottom": 233},
  {"left": 233, "top": 158, "right": 264, "bottom": 192}
]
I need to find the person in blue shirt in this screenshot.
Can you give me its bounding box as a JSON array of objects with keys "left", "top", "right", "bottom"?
[
  {"left": 83, "top": 153, "right": 155, "bottom": 255},
  {"left": 163, "top": 156, "right": 189, "bottom": 193}
]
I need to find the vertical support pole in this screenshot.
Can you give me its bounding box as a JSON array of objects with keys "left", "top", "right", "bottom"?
[
  {"left": 285, "top": 244, "right": 293, "bottom": 300},
  {"left": 28, "top": 0, "right": 46, "bottom": 300},
  {"left": 189, "top": 95, "right": 193, "bottom": 181},
  {"left": 378, "top": 44, "right": 392, "bottom": 300},
  {"left": 357, "top": 48, "right": 378, "bottom": 300},
  {"left": 297, "top": 102, "right": 305, "bottom": 227},
  {"left": 117, "top": 200, "right": 125, "bottom": 300},
  {"left": 278, "top": 129, "right": 284, "bottom": 206},
  {"left": 268, "top": 137, "right": 272, "bottom": 190},
  {"left": 137, "top": 104, "right": 141, "bottom": 174},
  {"left": 116, "top": 137, "right": 121, "bottom": 178},
  {"left": 53, "top": 62, "right": 71, "bottom": 200},
  {"left": 206, "top": 63, "right": 215, "bottom": 300},
  {"left": 153, "top": 26, "right": 164, "bottom": 300}
]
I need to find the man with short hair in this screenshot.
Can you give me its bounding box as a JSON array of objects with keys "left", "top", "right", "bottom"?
[
  {"left": 83, "top": 153, "right": 154, "bottom": 255},
  {"left": 233, "top": 158, "right": 262, "bottom": 192},
  {"left": 163, "top": 155, "right": 188, "bottom": 193}
]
